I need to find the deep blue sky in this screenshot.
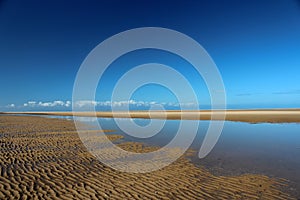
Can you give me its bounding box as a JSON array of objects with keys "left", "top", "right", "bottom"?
[{"left": 0, "top": 0, "right": 300, "bottom": 111}]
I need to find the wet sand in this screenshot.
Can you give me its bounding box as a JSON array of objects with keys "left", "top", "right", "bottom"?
[
  {"left": 2, "top": 109, "right": 300, "bottom": 123},
  {"left": 0, "top": 115, "right": 296, "bottom": 199}
]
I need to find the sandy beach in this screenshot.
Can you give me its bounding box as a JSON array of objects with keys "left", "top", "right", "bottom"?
[
  {"left": 0, "top": 115, "right": 296, "bottom": 199},
  {"left": 3, "top": 109, "right": 300, "bottom": 123}
]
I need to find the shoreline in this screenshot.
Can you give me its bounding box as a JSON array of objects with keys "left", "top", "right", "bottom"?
[
  {"left": 0, "top": 115, "right": 296, "bottom": 199},
  {"left": 2, "top": 109, "right": 300, "bottom": 123}
]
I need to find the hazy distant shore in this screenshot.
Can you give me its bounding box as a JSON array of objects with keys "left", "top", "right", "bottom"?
[{"left": 2, "top": 109, "right": 300, "bottom": 123}]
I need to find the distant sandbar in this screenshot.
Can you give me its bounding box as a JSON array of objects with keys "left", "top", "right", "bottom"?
[{"left": 2, "top": 109, "right": 300, "bottom": 123}]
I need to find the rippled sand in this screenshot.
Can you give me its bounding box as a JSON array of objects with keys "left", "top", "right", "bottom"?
[{"left": 0, "top": 116, "right": 295, "bottom": 199}]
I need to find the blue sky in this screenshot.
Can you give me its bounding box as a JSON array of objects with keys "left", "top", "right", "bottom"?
[{"left": 0, "top": 0, "right": 300, "bottom": 111}]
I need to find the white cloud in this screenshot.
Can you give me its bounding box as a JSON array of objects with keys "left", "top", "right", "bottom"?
[
  {"left": 38, "top": 102, "right": 50, "bottom": 107},
  {"left": 73, "top": 100, "right": 198, "bottom": 108},
  {"left": 28, "top": 101, "right": 37, "bottom": 106},
  {"left": 14, "top": 100, "right": 198, "bottom": 109},
  {"left": 6, "top": 104, "right": 15, "bottom": 108},
  {"left": 74, "top": 100, "right": 146, "bottom": 108},
  {"left": 38, "top": 101, "right": 65, "bottom": 107},
  {"left": 74, "top": 100, "right": 98, "bottom": 108},
  {"left": 65, "top": 101, "right": 71, "bottom": 107},
  {"left": 23, "top": 100, "right": 71, "bottom": 107}
]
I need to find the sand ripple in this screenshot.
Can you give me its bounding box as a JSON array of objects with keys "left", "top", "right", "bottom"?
[{"left": 0, "top": 116, "right": 295, "bottom": 199}]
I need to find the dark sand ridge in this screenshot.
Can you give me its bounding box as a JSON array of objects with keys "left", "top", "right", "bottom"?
[
  {"left": 2, "top": 109, "right": 300, "bottom": 123},
  {"left": 0, "top": 115, "right": 296, "bottom": 199}
]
